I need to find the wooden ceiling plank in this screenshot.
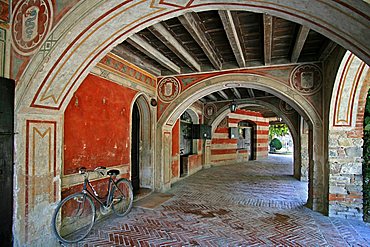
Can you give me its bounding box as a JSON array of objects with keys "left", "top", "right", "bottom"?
[
  {"left": 263, "top": 14, "right": 273, "bottom": 65},
  {"left": 178, "top": 12, "right": 222, "bottom": 70},
  {"left": 231, "top": 88, "right": 242, "bottom": 99},
  {"left": 149, "top": 23, "right": 202, "bottom": 72},
  {"left": 291, "top": 25, "right": 310, "bottom": 63},
  {"left": 218, "top": 10, "right": 246, "bottom": 68},
  {"left": 127, "top": 34, "right": 181, "bottom": 74},
  {"left": 112, "top": 45, "right": 162, "bottom": 76},
  {"left": 217, "top": 90, "right": 229, "bottom": 100},
  {"left": 319, "top": 41, "right": 337, "bottom": 61}
]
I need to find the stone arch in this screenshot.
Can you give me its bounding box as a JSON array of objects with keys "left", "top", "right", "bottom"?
[
  {"left": 132, "top": 93, "right": 155, "bottom": 190},
  {"left": 157, "top": 73, "right": 324, "bottom": 214},
  {"left": 15, "top": 1, "right": 369, "bottom": 112},
  {"left": 328, "top": 51, "right": 370, "bottom": 220}
]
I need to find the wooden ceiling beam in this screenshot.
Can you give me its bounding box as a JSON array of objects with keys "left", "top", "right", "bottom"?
[
  {"left": 291, "top": 25, "right": 310, "bottom": 63},
  {"left": 247, "top": 88, "right": 255, "bottom": 98},
  {"left": 319, "top": 41, "right": 337, "bottom": 61},
  {"left": 263, "top": 14, "right": 273, "bottom": 65},
  {"left": 112, "top": 45, "right": 162, "bottom": 76},
  {"left": 218, "top": 10, "right": 246, "bottom": 68},
  {"left": 207, "top": 94, "right": 218, "bottom": 101},
  {"left": 149, "top": 23, "right": 202, "bottom": 72},
  {"left": 127, "top": 34, "right": 181, "bottom": 74},
  {"left": 217, "top": 90, "right": 229, "bottom": 100},
  {"left": 178, "top": 12, "right": 222, "bottom": 70},
  {"left": 231, "top": 88, "right": 242, "bottom": 99}
]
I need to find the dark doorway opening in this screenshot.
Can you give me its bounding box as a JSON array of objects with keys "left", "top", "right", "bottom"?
[
  {"left": 0, "top": 78, "right": 15, "bottom": 245},
  {"left": 238, "top": 121, "right": 256, "bottom": 160},
  {"left": 131, "top": 103, "right": 140, "bottom": 195}
]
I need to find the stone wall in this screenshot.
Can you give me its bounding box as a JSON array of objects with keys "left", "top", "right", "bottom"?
[{"left": 328, "top": 52, "right": 370, "bottom": 219}]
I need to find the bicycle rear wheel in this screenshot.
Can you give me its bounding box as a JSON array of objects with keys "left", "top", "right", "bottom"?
[
  {"left": 52, "top": 192, "right": 95, "bottom": 243},
  {"left": 112, "top": 178, "right": 133, "bottom": 216}
]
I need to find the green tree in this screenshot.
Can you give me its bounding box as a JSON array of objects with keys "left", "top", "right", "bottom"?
[
  {"left": 269, "top": 123, "right": 289, "bottom": 140},
  {"left": 270, "top": 138, "right": 282, "bottom": 151}
]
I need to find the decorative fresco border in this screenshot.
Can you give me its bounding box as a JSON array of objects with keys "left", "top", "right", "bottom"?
[
  {"left": 0, "top": 27, "right": 5, "bottom": 76},
  {"left": 25, "top": 120, "right": 57, "bottom": 242}
]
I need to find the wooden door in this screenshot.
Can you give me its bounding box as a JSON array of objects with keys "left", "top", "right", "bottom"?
[
  {"left": 131, "top": 103, "right": 140, "bottom": 194},
  {"left": 0, "top": 78, "right": 15, "bottom": 245}
]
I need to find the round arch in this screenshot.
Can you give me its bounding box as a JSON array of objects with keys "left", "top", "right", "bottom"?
[
  {"left": 156, "top": 73, "right": 325, "bottom": 215},
  {"left": 15, "top": 1, "right": 369, "bottom": 112}
]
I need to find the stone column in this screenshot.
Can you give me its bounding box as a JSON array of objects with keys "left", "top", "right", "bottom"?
[{"left": 13, "top": 113, "right": 63, "bottom": 246}]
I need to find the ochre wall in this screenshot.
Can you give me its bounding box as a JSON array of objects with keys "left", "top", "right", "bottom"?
[{"left": 64, "top": 74, "right": 138, "bottom": 175}]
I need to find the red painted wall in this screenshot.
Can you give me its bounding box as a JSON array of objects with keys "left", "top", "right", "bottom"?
[{"left": 64, "top": 74, "right": 138, "bottom": 175}]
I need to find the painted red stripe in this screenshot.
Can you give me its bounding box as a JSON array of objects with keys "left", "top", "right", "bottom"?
[
  {"left": 211, "top": 139, "right": 237, "bottom": 144},
  {"left": 211, "top": 149, "right": 237, "bottom": 155},
  {"left": 215, "top": 127, "right": 229, "bottom": 133},
  {"left": 257, "top": 138, "right": 269, "bottom": 143},
  {"left": 235, "top": 109, "right": 263, "bottom": 117}
]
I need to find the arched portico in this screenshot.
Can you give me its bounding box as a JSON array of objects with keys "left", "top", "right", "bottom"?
[
  {"left": 11, "top": 1, "right": 370, "bottom": 245},
  {"left": 156, "top": 73, "right": 324, "bottom": 215}
]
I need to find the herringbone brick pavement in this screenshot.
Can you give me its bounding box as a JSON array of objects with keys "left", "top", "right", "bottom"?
[{"left": 63, "top": 155, "right": 370, "bottom": 246}]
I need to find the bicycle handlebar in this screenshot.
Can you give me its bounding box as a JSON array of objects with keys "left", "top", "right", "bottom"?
[{"left": 79, "top": 166, "right": 107, "bottom": 176}]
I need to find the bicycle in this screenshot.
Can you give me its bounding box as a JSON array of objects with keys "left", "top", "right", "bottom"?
[{"left": 51, "top": 166, "right": 133, "bottom": 243}]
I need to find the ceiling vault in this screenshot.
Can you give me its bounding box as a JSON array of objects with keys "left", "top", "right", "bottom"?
[{"left": 114, "top": 10, "right": 339, "bottom": 118}]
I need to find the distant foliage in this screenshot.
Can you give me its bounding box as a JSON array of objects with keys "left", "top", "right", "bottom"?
[
  {"left": 364, "top": 89, "right": 370, "bottom": 222},
  {"left": 269, "top": 124, "right": 289, "bottom": 140},
  {"left": 270, "top": 138, "right": 282, "bottom": 151}
]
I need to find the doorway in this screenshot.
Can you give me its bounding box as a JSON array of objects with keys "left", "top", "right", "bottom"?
[
  {"left": 131, "top": 103, "right": 140, "bottom": 194},
  {"left": 238, "top": 121, "right": 256, "bottom": 160}
]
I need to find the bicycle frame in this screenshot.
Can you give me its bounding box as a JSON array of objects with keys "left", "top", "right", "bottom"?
[{"left": 81, "top": 174, "right": 120, "bottom": 208}]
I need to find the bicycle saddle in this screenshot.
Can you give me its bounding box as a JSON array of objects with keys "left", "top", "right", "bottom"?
[{"left": 107, "top": 169, "right": 120, "bottom": 176}]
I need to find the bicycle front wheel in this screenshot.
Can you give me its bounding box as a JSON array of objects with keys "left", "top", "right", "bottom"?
[
  {"left": 112, "top": 178, "right": 133, "bottom": 216},
  {"left": 52, "top": 192, "right": 95, "bottom": 243}
]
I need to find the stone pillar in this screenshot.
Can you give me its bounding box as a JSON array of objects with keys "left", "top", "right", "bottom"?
[
  {"left": 300, "top": 118, "right": 309, "bottom": 181},
  {"left": 13, "top": 113, "right": 63, "bottom": 246},
  {"left": 160, "top": 126, "right": 172, "bottom": 191}
]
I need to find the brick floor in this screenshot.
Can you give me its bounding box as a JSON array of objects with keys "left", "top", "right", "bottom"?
[{"left": 68, "top": 155, "right": 370, "bottom": 246}]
